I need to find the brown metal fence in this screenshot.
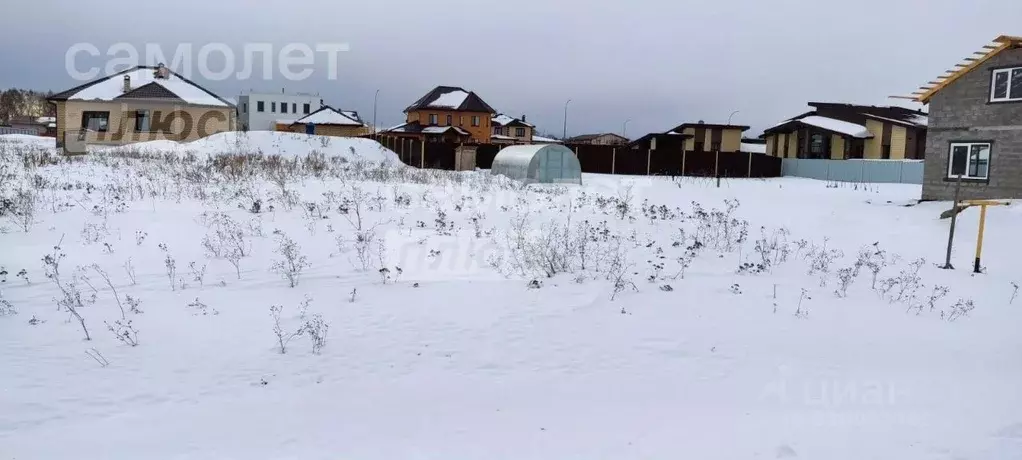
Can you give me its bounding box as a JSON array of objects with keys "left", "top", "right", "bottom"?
[{"left": 372, "top": 136, "right": 781, "bottom": 178}]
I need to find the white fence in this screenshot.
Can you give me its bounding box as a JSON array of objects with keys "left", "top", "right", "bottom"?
[{"left": 781, "top": 159, "right": 923, "bottom": 184}]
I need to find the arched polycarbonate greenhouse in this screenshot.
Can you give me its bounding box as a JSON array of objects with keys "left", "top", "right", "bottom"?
[{"left": 490, "top": 144, "right": 583, "bottom": 185}]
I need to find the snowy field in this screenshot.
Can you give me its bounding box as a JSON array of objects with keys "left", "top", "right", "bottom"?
[{"left": 1, "top": 133, "right": 1021, "bottom": 459}]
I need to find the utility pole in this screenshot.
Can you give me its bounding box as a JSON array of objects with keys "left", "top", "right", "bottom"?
[
  {"left": 372, "top": 89, "right": 380, "bottom": 136},
  {"left": 563, "top": 98, "right": 572, "bottom": 140}
]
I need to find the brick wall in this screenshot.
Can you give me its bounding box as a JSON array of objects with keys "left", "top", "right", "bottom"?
[
  {"left": 406, "top": 109, "right": 492, "bottom": 143},
  {"left": 922, "top": 47, "right": 1022, "bottom": 200},
  {"left": 56, "top": 100, "right": 234, "bottom": 148}
]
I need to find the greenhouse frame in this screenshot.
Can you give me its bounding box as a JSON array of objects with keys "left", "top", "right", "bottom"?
[{"left": 490, "top": 144, "right": 583, "bottom": 185}]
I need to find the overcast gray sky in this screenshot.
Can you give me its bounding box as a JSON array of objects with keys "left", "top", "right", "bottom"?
[{"left": 2, "top": 0, "right": 1019, "bottom": 137}]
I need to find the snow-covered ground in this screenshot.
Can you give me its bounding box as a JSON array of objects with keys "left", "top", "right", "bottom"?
[
  {"left": 1, "top": 135, "right": 1021, "bottom": 459},
  {"left": 0, "top": 132, "right": 398, "bottom": 163}
]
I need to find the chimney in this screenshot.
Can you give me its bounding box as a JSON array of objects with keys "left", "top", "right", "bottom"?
[
  {"left": 153, "top": 63, "right": 169, "bottom": 79},
  {"left": 521, "top": 114, "right": 526, "bottom": 122},
  {"left": 123, "top": 75, "right": 131, "bottom": 93}
]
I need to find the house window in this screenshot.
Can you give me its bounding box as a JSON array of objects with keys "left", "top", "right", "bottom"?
[
  {"left": 809, "top": 134, "right": 825, "bottom": 155},
  {"left": 134, "top": 110, "right": 151, "bottom": 132},
  {"left": 515, "top": 127, "right": 526, "bottom": 137},
  {"left": 990, "top": 67, "right": 1022, "bottom": 102},
  {"left": 80, "top": 111, "right": 109, "bottom": 132},
  {"left": 493, "top": 126, "right": 503, "bottom": 135},
  {"left": 242, "top": 103, "right": 247, "bottom": 113},
  {"left": 459, "top": 116, "right": 464, "bottom": 126},
  {"left": 303, "top": 103, "right": 311, "bottom": 114},
  {"left": 271, "top": 102, "right": 276, "bottom": 113},
  {"left": 428, "top": 114, "right": 438, "bottom": 125},
  {"left": 471, "top": 116, "right": 480, "bottom": 127},
  {"left": 446, "top": 114, "right": 453, "bottom": 126},
  {"left": 292, "top": 103, "right": 297, "bottom": 113},
  {"left": 281, "top": 103, "right": 288, "bottom": 114},
  {"left": 257, "top": 101, "right": 265, "bottom": 112},
  {"left": 948, "top": 142, "right": 991, "bottom": 179}
]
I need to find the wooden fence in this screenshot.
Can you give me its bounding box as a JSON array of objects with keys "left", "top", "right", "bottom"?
[{"left": 373, "top": 136, "right": 781, "bottom": 178}]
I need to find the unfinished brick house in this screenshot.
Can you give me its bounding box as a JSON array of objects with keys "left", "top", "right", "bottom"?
[{"left": 907, "top": 35, "right": 1022, "bottom": 200}]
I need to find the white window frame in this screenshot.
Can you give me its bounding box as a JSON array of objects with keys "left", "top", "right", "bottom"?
[
  {"left": 947, "top": 142, "right": 991, "bottom": 180},
  {"left": 990, "top": 67, "right": 1022, "bottom": 102},
  {"left": 428, "top": 114, "right": 438, "bottom": 125},
  {"left": 471, "top": 116, "right": 480, "bottom": 127}
]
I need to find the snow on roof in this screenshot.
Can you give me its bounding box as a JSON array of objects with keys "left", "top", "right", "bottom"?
[
  {"left": 862, "top": 113, "right": 928, "bottom": 129},
  {"left": 36, "top": 117, "right": 56, "bottom": 124},
  {"left": 531, "top": 135, "right": 562, "bottom": 143},
  {"left": 295, "top": 107, "right": 363, "bottom": 126},
  {"left": 276, "top": 119, "right": 299, "bottom": 125},
  {"left": 492, "top": 134, "right": 516, "bottom": 140},
  {"left": 908, "top": 114, "right": 928, "bottom": 126},
  {"left": 426, "top": 90, "right": 469, "bottom": 109},
  {"left": 768, "top": 118, "right": 794, "bottom": 130},
  {"left": 492, "top": 114, "right": 515, "bottom": 126},
  {"left": 386, "top": 122, "right": 411, "bottom": 132},
  {"left": 797, "top": 116, "right": 872, "bottom": 138},
  {"left": 66, "top": 67, "right": 230, "bottom": 107},
  {"left": 422, "top": 126, "right": 469, "bottom": 135},
  {"left": 492, "top": 113, "right": 534, "bottom": 128},
  {"left": 740, "top": 142, "right": 767, "bottom": 154}
]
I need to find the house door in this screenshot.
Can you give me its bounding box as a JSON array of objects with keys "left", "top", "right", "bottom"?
[{"left": 305, "top": 123, "right": 315, "bottom": 135}]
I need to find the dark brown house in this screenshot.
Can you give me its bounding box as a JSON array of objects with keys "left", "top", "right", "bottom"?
[{"left": 762, "top": 103, "right": 928, "bottom": 160}]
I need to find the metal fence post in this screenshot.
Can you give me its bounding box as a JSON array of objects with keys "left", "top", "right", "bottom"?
[
  {"left": 646, "top": 149, "right": 651, "bottom": 176},
  {"left": 942, "top": 174, "right": 964, "bottom": 269},
  {"left": 747, "top": 151, "right": 753, "bottom": 178},
  {"left": 715, "top": 150, "right": 720, "bottom": 188},
  {"left": 612, "top": 147, "right": 617, "bottom": 174}
]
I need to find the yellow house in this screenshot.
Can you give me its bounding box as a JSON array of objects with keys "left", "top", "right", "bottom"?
[
  {"left": 48, "top": 64, "right": 235, "bottom": 153},
  {"left": 491, "top": 113, "right": 534, "bottom": 144},
  {"left": 761, "top": 103, "right": 927, "bottom": 160},
  {"left": 282, "top": 106, "right": 370, "bottom": 137},
  {"left": 383, "top": 86, "right": 495, "bottom": 143},
  {"left": 667, "top": 122, "right": 750, "bottom": 153}
]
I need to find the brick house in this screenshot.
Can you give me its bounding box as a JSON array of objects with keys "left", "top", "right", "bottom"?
[
  {"left": 907, "top": 35, "right": 1022, "bottom": 200},
  {"left": 282, "top": 106, "right": 369, "bottom": 137},
  {"left": 761, "top": 103, "right": 927, "bottom": 160},
  {"left": 383, "top": 86, "right": 495, "bottom": 143},
  {"left": 47, "top": 64, "right": 235, "bottom": 152},
  {"left": 491, "top": 113, "right": 533, "bottom": 144}
]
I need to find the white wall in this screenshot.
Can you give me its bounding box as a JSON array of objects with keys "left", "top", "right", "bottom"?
[{"left": 237, "top": 93, "right": 325, "bottom": 131}]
